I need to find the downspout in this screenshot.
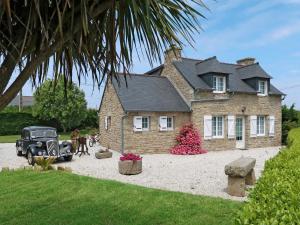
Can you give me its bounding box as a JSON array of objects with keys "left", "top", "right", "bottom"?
[{"left": 121, "top": 113, "right": 128, "bottom": 154}]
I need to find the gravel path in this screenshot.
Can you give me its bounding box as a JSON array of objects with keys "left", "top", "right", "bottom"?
[{"left": 0, "top": 143, "right": 280, "bottom": 201}]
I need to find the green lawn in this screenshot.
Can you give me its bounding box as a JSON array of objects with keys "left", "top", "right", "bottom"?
[
  {"left": 0, "top": 129, "right": 92, "bottom": 143},
  {"left": 0, "top": 170, "right": 242, "bottom": 225}
]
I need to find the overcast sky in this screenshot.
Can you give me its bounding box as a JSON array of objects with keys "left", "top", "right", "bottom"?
[{"left": 18, "top": 0, "right": 300, "bottom": 109}]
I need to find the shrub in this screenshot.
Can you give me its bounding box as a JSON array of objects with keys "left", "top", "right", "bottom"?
[
  {"left": 35, "top": 156, "right": 56, "bottom": 171},
  {"left": 282, "top": 104, "right": 299, "bottom": 144},
  {"left": 80, "top": 108, "right": 99, "bottom": 129},
  {"left": 236, "top": 128, "right": 300, "bottom": 224},
  {"left": 120, "top": 153, "right": 142, "bottom": 161},
  {"left": 170, "top": 123, "right": 207, "bottom": 155}
]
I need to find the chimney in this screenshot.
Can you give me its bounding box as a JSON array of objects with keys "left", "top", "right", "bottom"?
[
  {"left": 236, "top": 57, "right": 256, "bottom": 66},
  {"left": 164, "top": 45, "right": 182, "bottom": 65}
]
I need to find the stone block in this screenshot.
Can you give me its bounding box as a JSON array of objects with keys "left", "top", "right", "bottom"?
[
  {"left": 57, "top": 166, "right": 65, "bottom": 171},
  {"left": 118, "top": 160, "right": 142, "bottom": 175},
  {"left": 64, "top": 167, "right": 72, "bottom": 172},
  {"left": 95, "top": 151, "right": 113, "bottom": 159},
  {"left": 225, "top": 157, "right": 256, "bottom": 177},
  {"left": 245, "top": 169, "right": 256, "bottom": 185},
  {"left": 227, "top": 176, "right": 246, "bottom": 197}
]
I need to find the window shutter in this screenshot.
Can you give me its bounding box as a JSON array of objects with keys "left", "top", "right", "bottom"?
[
  {"left": 250, "top": 115, "right": 257, "bottom": 137},
  {"left": 227, "top": 115, "right": 235, "bottom": 139},
  {"left": 204, "top": 115, "right": 212, "bottom": 140},
  {"left": 269, "top": 116, "right": 275, "bottom": 137},
  {"left": 159, "top": 116, "right": 168, "bottom": 131},
  {"left": 104, "top": 116, "right": 108, "bottom": 130},
  {"left": 133, "top": 116, "right": 143, "bottom": 132}
]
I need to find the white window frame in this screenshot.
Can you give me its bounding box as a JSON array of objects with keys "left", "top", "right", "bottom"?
[
  {"left": 258, "top": 80, "right": 268, "bottom": 96},
  {"left": 212, "top": 116, "right": 224, "bottom": 138},
  {"left": 166, "top": 117, "right": 174, "bottom": 131},
  {"left": 141, "top": 116, "right": 150, "bottom": 131},
  {"left": 213, "top": 76, "right": 226, "bottom": 93},
  {"left": 257, "top": 116, "right": 265, "bottom": 136},
  {"left": 104, "top": 116, "right": 111, "bottom": 130}
]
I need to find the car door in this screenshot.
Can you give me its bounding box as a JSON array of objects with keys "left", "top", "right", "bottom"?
[{"left": 22, "top": 130, "right": 31, "bottom": 152}]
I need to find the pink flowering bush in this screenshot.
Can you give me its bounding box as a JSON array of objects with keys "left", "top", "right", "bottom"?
[
  {"left": 170, "top": 123, "right": 207, "bottom": 155},
  {"left": 120, "top": 153, "right": 142, "bottom": 161}
]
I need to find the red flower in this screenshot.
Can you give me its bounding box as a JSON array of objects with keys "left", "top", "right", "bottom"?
[
  {"left": 170, "top": 123, "right": 207, "bottom": 155},
  {"left": 120, "top": 153, "right": 142, "bottom": 161}
]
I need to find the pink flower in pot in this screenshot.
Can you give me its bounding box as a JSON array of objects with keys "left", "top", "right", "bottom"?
[{"left": 119, "top": 153, "right": 142, "bottom": 175}]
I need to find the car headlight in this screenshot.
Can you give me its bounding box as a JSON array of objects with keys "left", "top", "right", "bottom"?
[
  {"left": 38, "top": 151, "right": 42, "bottom": 156},
  {"left": 67, "top": 149, "right": 70, "bottom": 153},
  {"left": 37, "top": 142, "right": 42, "bottom": 147}
]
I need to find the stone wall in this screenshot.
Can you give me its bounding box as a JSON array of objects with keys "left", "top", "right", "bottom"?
[
  {"left": 123, "top": 112, "right": 191, "bottom": 154},
  {"left": 98, "top": 82, "right": 125, "bottom": 151},
  {"left": 161, "top": 52, "right": 194, "bottom": 104},
  {"left": 191, "top": 93, "right": 282, "bottom": 151}
]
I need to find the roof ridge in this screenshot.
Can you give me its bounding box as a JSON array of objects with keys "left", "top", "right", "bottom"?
[
  {"left": 181, "top": 57, "right": 202, "bottom": 61},
  {"left": 236, "top": 62, "right": 259, "bottom": 69},
  {"left": 117, "top": 73, "right": 166, "bottom": 79},
  {"left": 195, "top": 56, "right": 217, "bottom": 65},
  {"left": 146, "top": 64, "right": 164, "bottom": 74}
]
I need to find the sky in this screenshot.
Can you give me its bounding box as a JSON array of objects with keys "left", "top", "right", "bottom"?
[{"left": 19, "top": 0, "right": 300, "bottom": 109}]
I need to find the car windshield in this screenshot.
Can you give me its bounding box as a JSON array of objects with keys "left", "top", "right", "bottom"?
[{"left": 31, "top": 130, "right": 57, "bottom": 138}]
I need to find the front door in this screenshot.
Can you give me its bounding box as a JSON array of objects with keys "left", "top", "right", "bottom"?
[{"left": 236, "top": 117, "right": 245, "bottom": 149}]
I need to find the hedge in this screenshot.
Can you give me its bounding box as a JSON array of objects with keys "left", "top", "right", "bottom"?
[
  {"left": 0, "top": 113, "right": 61, "bottom": 135},
  {"left": 236, "top": 128, "right": 300, "bottom": 224}
]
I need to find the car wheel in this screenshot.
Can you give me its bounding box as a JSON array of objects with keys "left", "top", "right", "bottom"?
[
  {"left": 16, "top": 146, "right": 22, "bottom": 156},
  {"left": 64, "top": 155, "right": 73, "bottom": 162},
  {"left": 27, "top": 151, "right": 35, "bottom": 166}
]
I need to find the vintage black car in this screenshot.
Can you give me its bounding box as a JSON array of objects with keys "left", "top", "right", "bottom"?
[{"left": 16, "top": 126, "right": 73, "bottom": 165}]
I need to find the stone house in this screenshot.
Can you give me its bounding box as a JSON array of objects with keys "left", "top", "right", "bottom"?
[{"left": 99, "top": 47, "right": 284, "bottom": 154}]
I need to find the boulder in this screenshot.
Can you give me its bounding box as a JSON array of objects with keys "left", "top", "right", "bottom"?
[
  {"left": 225, "top": 157, "right": 256, "bottom": 177},
  {"left": 119, "top": 160, "right": 142, "bottom": 175}
]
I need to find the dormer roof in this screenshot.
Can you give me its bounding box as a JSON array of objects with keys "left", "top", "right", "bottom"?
[
  {"left": 237, "top": 63, "right": 273, "bottom": 79},
  {"left": 196, "top": 56, "right": 228, "bottom": 75}
]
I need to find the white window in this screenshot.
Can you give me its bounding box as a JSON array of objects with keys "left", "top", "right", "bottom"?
[
  {"left": 227, "top": 115, "right": 235, "bottom": 139},
  {"left": 133, "top": 116, "right": 149, "bottom": 131},
  {"left": 250, "top": 115, "right": 257, "bottom": 137},
  {"left": 257, "top": 116, "right": 265, "bottom": 136},
  {"left": 204, "top": 115, "right": 212, "bottom": 140},
  {"left": 142, "top": 117, "right": 149, "bottom": 131},
  {"left": 212, "top": 116, "right": 224, "bottom": 138},
  {"left": 167, "top": 117, "right": 173, "bottom": 130},
  {"left": 104, "top": 116, "right": 111, "bottom": 130},
  {"left": 213, "top": 76, "right": 226, "bottom": 93},
  {"left": 258, "top": 80, "right": 268, "bottom": 96},
  {"left": 269, "top": 116, "right": 275, "bottom": 137},
  {"left": 159, "top": 116, "right": 173, "bottom": 131}
]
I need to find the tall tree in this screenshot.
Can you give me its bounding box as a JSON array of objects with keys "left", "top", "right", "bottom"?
[
  {"left": 0, "top": 0, "right": 206, "bottom": 110},
  {"left": 33, "top": 79, "right": 87, "bottom": 132}
]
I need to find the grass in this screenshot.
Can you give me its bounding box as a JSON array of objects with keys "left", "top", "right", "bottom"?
[
  {"left": 0, "top": 170, "right": 242, "bottom": 225},
  {"left": 0, "top": 129, "right": 92, "bottom": 143}
]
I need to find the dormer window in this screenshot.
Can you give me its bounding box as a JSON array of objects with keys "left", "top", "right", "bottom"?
[
  {"left": 258, "top": 80, "right": 268, "bottom": 96},
  {"left": 213, "top": 76, "right": 226, "bottom": 93}
]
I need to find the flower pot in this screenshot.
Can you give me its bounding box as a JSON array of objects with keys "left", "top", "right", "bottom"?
[
  {"left": 95, "top": 150, "right": 113, "bottom": 159},
  {"left": 118, "top": 160, "right": 142, "bottom": 175}
]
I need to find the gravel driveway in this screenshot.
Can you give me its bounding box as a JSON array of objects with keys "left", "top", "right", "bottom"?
[{"left": 0, "top": 143, "right": 280, "bottom": 201}]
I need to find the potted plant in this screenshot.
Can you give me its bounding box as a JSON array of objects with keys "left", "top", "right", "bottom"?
[{"left": 118, "top": 153, "right": 142, "bottom": 175}]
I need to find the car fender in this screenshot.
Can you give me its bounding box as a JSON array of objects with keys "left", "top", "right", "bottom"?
[{"left": 27, "top": 144, "right": 42, "bottom": 156}]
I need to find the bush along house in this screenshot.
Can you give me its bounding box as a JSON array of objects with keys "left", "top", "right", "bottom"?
[{"left": 99, "top": 47, "right": 284, "bottom": 154}]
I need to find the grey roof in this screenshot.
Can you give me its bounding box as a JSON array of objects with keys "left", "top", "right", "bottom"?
[
  {"left": 237, "top": 63, "right": 272, "bottom": 79},
  {"left": 112, "top": 74, "right": 190, "bottom": 112},
  {"left": 196, "top": 56, "right": 227, "bottom": 75},
  {"left": 170, "top": 57, "right": 284, "bottom": 95}
]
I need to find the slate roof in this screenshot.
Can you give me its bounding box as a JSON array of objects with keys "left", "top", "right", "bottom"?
[
  {"left": 168, "top": 57, "right": 284, "bottom": 95},
  {"left": 196, "top": 56, "right": 227, "bottom": 75},
  {"left": 112, "top": 74, "right": 190, "bottom": 112}
]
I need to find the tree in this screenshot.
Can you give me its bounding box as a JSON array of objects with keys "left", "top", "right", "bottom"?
[
  {"left": 282, "top": 104, "right": 300, "bottom": 144},
  {"left": 0, "top": 1, "right": 206, "bottom": 110},
  {"left": 170, "top": 123, "right": 207, "bottom": 155},
  {"left": 33, "top": 79, "right": 87, "bottom": 132}
]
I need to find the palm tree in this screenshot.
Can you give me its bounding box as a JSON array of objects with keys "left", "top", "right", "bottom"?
[{"left": 0, "top": 0, "right": 206, "bottom": 110}]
